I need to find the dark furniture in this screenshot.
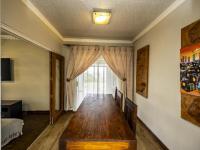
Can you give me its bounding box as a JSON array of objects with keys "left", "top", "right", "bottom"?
[
  {"left": 124, "top": 98, "right": 137, "bottom": 135},
  {"left": 1, "top": 58, "right": 13, "bottom": 81},
  {"left": 114, "top": 88, "right": 117, "bottom": 101},
  {"left": 115, "top": 88, "right": 123, "bottom": 110},
  {"left": 1, "top": 100, "right": 22, "bottom": 119},
  {"left": 59, "top": 94, "right": 137, "bottom": 150}
]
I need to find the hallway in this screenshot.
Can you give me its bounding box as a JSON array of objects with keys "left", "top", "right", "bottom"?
[
  {"left": 28, "top": 112, "right": 165, "bottom": 150},
  {"left": 1, "top": 0, "right": 200, "bottom": 149}
]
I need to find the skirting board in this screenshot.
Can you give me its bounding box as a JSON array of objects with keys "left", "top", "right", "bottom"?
[{"left": 137, "top": 117, "right": 169, "bottom": 150}]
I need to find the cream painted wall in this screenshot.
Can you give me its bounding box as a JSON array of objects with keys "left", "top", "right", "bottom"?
[
  {"left": 1, "top": 0, "right": 62, "bottom": 53},
  {"left": 1, "top": 39, "right": 49, "bottom": 111},
  {"left": 134, "top": 0, "right": 200, "bottom": 150}
]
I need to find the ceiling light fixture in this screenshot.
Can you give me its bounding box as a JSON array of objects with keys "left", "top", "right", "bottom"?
[{"left": 93, "top": 11, "right": 111, "bottom": 25}]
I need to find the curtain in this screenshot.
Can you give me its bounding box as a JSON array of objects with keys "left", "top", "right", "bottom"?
[
  {"left": 64, "top": 45, "right": 133, "bottom": 111},
  {"left": 65, "top": 46, "right": 101, "bottom": 110},
  {"left": 102, "top": 46, "right": 133, "bottom": 111}
]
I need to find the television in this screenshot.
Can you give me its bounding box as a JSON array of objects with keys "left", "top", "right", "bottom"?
[{"left": 1, "top": 58, "right": 13, "bottom": 81}]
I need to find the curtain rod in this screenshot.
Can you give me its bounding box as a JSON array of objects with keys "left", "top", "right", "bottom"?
[{"left": 64, "top": 44, "right": 133, "bottom": 48}]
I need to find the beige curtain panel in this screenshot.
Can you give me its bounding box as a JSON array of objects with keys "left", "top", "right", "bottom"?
[
  {"left": 102, "top": 47, "right": 133, "bottom": 111},
  {"left": 65, "top": 45, "right": 133, "bottom": 110},
  {"left": 65, "top": 46, "right": 101, "bottom": 110}
]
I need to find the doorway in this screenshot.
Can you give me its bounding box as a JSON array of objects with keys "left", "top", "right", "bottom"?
[
  {"left": 76, "top": 57, "right": 117, "bottom": 108},
  {"left": 50, "top": 52, "right": 65, "bottom": 124}
]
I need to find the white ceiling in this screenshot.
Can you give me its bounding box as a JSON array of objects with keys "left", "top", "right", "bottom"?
[{"left": 30, "top": 0, "right": 176, "bottom": 40}]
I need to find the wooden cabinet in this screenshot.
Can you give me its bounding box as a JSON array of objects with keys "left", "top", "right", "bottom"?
[{"left": 1, "top": 100, "right": 22, "bottom": 119}]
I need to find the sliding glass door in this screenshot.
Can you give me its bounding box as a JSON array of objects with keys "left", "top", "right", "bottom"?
[{"left": 77, "top": 57, "right": 117, "bottom": 98}]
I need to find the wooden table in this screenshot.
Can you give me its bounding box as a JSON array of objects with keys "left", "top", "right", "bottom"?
[{"left": 59, "top": 94, "right": 136, "bottom": 150}]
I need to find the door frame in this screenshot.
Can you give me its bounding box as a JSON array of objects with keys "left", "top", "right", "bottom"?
[{"left": 50, "top": 52, "right": 65, "bottom": 124}]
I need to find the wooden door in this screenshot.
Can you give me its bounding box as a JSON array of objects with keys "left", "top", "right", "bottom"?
[{"left": 50, "top": 52, "right": 65, "bottom": 124}]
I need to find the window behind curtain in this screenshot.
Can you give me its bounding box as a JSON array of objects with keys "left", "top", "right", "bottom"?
[{"left": 76, "top": 57, "right": 117, "bottom": 103}]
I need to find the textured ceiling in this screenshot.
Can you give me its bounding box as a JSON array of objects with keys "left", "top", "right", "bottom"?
[{"left": 30, "top": 0, "right": 176, "bottom": 40}]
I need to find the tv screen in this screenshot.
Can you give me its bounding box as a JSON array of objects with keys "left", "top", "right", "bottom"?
[{"left": 1, "top": 58, "right": 13, "bottom": 81}]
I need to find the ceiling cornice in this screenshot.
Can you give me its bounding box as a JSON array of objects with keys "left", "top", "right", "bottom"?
[
  {"left": 1, "top": 23, "right": 51, "bottom": 51},
  {"left": 22, "top": 0, "right": 63, "bottom": 40},
  {"left": 1, "top": 35, "right": 20, "bottom": 40},
  {"left": 22, "top": 0, "right": 186, "bottom": 45},
  {"left": 63, "top": 37, "right": 133, "bottom": 45},
  {"left": 132, "top": 0, "right": 186, "bottom": 43}
]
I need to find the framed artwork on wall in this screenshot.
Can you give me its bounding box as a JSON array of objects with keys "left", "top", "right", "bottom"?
[
  {"left": 181, "top": 19, "right": 200, "bottom": 48},
  {"left": 180, "top": 19, "right": 200, "bottom": 127},
  {"left": 136, "top": 45, "right": 149, "bottom": 98}
]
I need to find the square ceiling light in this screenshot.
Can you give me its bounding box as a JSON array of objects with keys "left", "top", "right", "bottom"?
[{"left": 93, "top": 11, "right": 111, "bottom": 25}]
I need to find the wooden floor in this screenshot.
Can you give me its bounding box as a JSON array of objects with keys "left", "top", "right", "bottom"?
[
  {"left": 60, "top": 94, "right": 136, "bottom": 150},
  {"left": 136, "top": 120, "right": 165, "bottom": 150},
  {"left": 3, "top": 113, "right": 49, "bottom": 150},
  {"left": 28, "top": 112, "right": 164, "bottom": 150},
  {"left": 27, "top": 112, "right": 74, "bottom": 150}
]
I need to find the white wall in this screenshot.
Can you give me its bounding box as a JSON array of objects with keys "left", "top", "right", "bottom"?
[
  {"left": 1, "top": 0, "right": 62, "bottom": 53},
  {"left": 134, "top": 0, "right": 200, "bottom": 150},
  {"left": 1, "top": 39, "right": 49, "bottom": 111}
]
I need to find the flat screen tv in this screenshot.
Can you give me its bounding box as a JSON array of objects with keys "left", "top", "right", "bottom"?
[{"left": 1, "top": 58, "right": 13, "bottom": 81}]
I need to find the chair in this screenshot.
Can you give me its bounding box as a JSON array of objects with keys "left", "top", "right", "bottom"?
[
  {"left": 124, "top": 97, "right": 137, "bottom": 135},
  {"left": 115, "top": 88, "right": 123, "bottom": 110},
  {"left": 114, "top": 88, "right": 117, "bottom": 102}
]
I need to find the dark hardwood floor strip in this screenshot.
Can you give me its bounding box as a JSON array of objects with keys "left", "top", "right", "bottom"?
[{"left": 137, "top": 117, "right": 169, "bottom": 150}]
